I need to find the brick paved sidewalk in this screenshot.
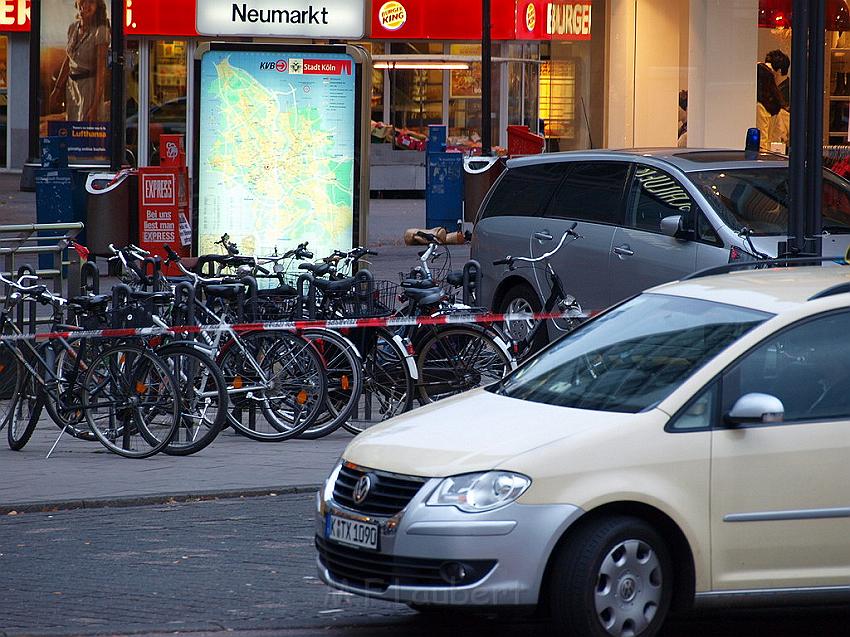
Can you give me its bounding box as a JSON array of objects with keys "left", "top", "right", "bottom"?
[{"left": 0, "top": 421, "right": 351, "bottom": 512}]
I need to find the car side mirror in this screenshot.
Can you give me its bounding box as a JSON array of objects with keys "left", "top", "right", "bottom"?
[
  {"left": 725, "top": 393, "right": 785, "bottom": 426},
  {"left": 660, "top": 215, "right": 684, "bottom": 238},
  {"left": 661, "top": 215, "right": 695, "bottom": 240}
]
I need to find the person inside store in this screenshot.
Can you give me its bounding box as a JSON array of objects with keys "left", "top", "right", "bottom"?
[
  {"left": 49, "top": 0, "right": 111, "bottom": 123},
  {"left": 756, "top": 49, "right": 791, "bottom": 152}
]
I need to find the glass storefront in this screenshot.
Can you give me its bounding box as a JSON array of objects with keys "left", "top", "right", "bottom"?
[{"left": 0, "top": 35, "right": 7, "bottom": 167}]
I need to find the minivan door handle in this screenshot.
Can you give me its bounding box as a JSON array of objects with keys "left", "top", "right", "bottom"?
[
  {"left": 534, "top": 231, "right": 554, "bottom": 242},
  {"left": 613, "top": 244, "right": 635, "bottom": 259}
]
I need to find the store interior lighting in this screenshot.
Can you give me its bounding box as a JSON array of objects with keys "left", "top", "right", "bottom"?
[{"left": 374, "top": 61, "right": 471, "bottom": 70}]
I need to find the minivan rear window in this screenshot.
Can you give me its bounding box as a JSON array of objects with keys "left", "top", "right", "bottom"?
[{"left": 480, "top": 163, "right": 568, "bottom": 219}]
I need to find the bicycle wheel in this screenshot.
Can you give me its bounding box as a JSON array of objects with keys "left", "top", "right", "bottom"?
[
  {"left": 82, "top": 344, "right": 180, "bottom": 459},
  {"left": 157, "top": 343, "right": 228, "bottom": 456},
  {"left": 218, "top": 331, "right": 325, "bottom": 441},
  {"left": 45, "top": 340, "right": 99, "bottom": 442},
  {"left": 298, "top": 328, "right": 363, "bottom": 440},
  {"left": 415, "top": 326, "right": 513, "bottom": 404},
  {"left": 7, "top": 367, "right": 40, "bottom": 451},
  {"left": 344, "top": 327, "right": 414, "bottom": 435},
  {"left": 0, "top": 331, "right": 23, "bottom": 434}
]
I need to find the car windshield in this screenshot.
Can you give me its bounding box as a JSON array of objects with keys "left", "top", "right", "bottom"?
[
  {"left": 690, "top": 168, "right": 850, "bottom": 236},
  {"left": 493, "top": 294, "right": 771, "bottom": 413}
]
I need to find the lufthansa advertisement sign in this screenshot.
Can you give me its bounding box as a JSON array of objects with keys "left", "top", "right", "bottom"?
[{"left": 196, "top": 0, "right": 366, "bottom": 39}]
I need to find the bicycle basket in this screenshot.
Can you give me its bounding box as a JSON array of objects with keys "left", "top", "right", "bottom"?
[{"left": 336, "top": 279, "right": 399, "bottom": 318}]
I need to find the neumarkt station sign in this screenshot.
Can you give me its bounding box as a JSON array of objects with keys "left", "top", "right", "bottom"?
[{"left": 196, "top": 0, "right": 367, "bottom": 38}]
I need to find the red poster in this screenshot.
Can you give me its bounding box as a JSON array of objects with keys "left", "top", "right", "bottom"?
[{"left": 139, "top": 168, "right": 190, "bottom": 273}]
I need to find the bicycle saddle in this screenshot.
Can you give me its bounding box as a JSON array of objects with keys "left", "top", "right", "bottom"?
[
  {"left": 401, "top": 277, "right": 437, "bottom": 290},
  {"left": 69, "top": 294, "right": 110, "bottom": 310},
  {"left": 312, "top": 276, "right": 357, "bottom": 293},
  {"left": 258, "top": 284, "right": 297, "bottom": 297},
  {"left": 298, "top": 262, "right": 332, "bottom": 277},
  {"left": 402, "top": 286, "right": 444, "bottom": 306}
]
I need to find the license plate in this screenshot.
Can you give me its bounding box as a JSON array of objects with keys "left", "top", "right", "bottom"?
[{"left": 326, "top": 514, "right": 379, "bottom": 551}]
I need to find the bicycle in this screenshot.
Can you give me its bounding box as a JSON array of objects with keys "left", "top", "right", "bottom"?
[
  {"left": 491, "top": 223, "right": 585, "bottom": 362},
  {"left": 0, "top": 274, "right": 182, "bottom": 458}
]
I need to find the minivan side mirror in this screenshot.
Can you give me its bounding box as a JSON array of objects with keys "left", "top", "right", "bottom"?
[
  {"left": 661, "top": 215, "right": 696, "bottom": 240},
  {"left": 725, "top": 393, "right": 785, "bottom": 426}
]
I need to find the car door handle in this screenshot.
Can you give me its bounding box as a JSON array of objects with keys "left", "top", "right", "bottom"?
[
  {"left": 534, "top": 231, "right": 554, "bottom": 242},
  {"left": 613, "top": 244, "right": 635, "bottom": 258}
]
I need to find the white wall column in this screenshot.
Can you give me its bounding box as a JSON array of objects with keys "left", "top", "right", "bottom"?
[
  {"left": 606, "top": 0, "right": 637, "bottom": 148},
  {"left": 687, "top": 0, "right": 758, "bottom": 148}
]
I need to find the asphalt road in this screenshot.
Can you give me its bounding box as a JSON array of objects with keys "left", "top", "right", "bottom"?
[{"left": 3, "top": 494, "right": 850, "bottom": 637}]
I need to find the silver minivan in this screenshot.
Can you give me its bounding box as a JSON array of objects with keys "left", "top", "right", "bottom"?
[{"left": 471, "top": 148, "right": 850, "bottom": 323}]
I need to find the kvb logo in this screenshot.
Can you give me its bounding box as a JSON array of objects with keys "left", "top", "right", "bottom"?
[{"left": 276, "top": 59, "right": 288, "bottom": 72}]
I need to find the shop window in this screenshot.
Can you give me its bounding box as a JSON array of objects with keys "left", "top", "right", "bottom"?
[
  {"left": 448, "top": 43, "right": 500, "bottom": 153},
  {"left": 547, "top": 162, "right": 631, "bottom": 224},
  {"left": 148, "top": 40, "right": 187, "bottom": 165},
  {"left": 387, "top": 42, "right": 443, "bottom": 136},
  {"left": 124, "top": 40, "right": 140, "bottom": 166}
]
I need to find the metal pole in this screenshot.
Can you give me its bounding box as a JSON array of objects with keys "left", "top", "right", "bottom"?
[
  {"left": 109, "top": 0, "right": 125, "bottom": 170},
  {"left": 806, "top": 0, "right": 824, "bottom": 256},
  {"left": 481, "top": 0, "right": 492, "bottom": 156},
  {"left": 27, "top": 0, "right": 41, "bottom": 164},
  {"left": 789, "top": 0, "right": 810, "bottom": 255}
]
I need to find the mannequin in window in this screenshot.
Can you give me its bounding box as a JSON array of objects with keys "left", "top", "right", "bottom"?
[{"left": 756, "top": 50, "right": 790, "bottom": 152}]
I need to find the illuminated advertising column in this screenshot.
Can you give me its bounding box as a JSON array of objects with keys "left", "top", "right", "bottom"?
[
  {"left": 40, "top": 0, "right": 113, "bottom": 165},
  {"left": 194, "top": 43, "right": 369, "bottom": 262}
]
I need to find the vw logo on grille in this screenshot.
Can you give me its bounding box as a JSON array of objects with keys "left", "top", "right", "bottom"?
[{"left": 353, "top": 474, "right": 372, "bottom": 504}]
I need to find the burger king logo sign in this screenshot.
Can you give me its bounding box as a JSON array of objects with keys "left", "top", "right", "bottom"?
[
  {"left": 525, "top": 3, "right": 536, "bottom": 32},
  {"left": 379, "top": 1, "right": 407, "bottom": 31}
]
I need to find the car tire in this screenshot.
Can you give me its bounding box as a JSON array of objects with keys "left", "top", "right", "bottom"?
[
  {"left": 498, "top": 283, "right": 548, "bottom": 355},
  {"left": 548, "top": 516, "right": 673, "bottom": 637}
]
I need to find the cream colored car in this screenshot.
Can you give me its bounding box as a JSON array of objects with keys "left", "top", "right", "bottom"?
[{"left": 316, "top": 265, "right": 850, "bottom": 637}]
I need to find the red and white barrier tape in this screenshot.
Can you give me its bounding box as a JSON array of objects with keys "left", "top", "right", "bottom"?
[{"left": 0, "top": 311, "right": 590, "bottom": 343}]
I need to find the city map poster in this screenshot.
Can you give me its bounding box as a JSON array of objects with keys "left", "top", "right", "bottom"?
[{"left": 197, "top": 48, "right": 357, "bottom": 263}]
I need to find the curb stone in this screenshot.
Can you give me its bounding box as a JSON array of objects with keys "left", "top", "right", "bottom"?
[{"left": 0, "top": 484, "right": 321, "bottom": 515}]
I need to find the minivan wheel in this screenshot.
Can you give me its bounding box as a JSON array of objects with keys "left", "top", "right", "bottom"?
[
  {"left": 548, "top": 516, "right": 672, "bottom": 637},
  {"left": 499, "top": 283, "right": 548, "bottom": 354}
]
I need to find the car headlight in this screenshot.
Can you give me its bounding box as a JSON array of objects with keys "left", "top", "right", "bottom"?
[{"left": 427, "top": 471, "right": 531, "bottom": 513}]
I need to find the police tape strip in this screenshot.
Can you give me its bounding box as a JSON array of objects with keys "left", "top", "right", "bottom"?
[{"left": 0, "top": 311, "right": 590, "bottom": 343}]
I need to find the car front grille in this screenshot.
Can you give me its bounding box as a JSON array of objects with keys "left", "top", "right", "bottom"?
[
  {"left": 316, "top": 536, "right": 496, "bottom": 591},
  {"left": 332, "top": 463, "right": 427, "bottom": 517}
]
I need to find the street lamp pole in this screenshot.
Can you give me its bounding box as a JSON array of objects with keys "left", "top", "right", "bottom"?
[{"left": 481, "top": 0, "right": 492, "bottom": 156}]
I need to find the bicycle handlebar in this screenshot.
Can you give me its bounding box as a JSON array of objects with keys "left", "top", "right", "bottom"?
[{"left": 493, "top": 225, "right": 581, "bottom": 267}]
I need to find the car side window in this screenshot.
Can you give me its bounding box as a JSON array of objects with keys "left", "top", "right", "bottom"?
[
  {"left": 626, "top": 165, "right": 694, "bottom": 233},
  {"left": 480, "top": 163, "right": 569, "bottom": 219},
  {"left": 546, "top": 162, "right": 631, "bottom": 224},
  {"left": 667, "top": 381, "right": 718, "bottom": 432},
  {"left": 697, "top": 213, "right": 722, "bottom": 246},
  {"left": 721, "top": 311, "right": 850, "bottom": 424}
]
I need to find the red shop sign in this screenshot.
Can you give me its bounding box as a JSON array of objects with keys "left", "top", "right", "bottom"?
[
  {"left": 0, "top": 0, "right": 30, "bottom": 32},
  {"left": 516, "top": 1, "right": 592, "bottom": 41},
  {"left": 371, "top": 0, "right": 519, "bottom": 40},
  {"left": 0, "top": 0, "right": 198, "bottom": 35}
]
